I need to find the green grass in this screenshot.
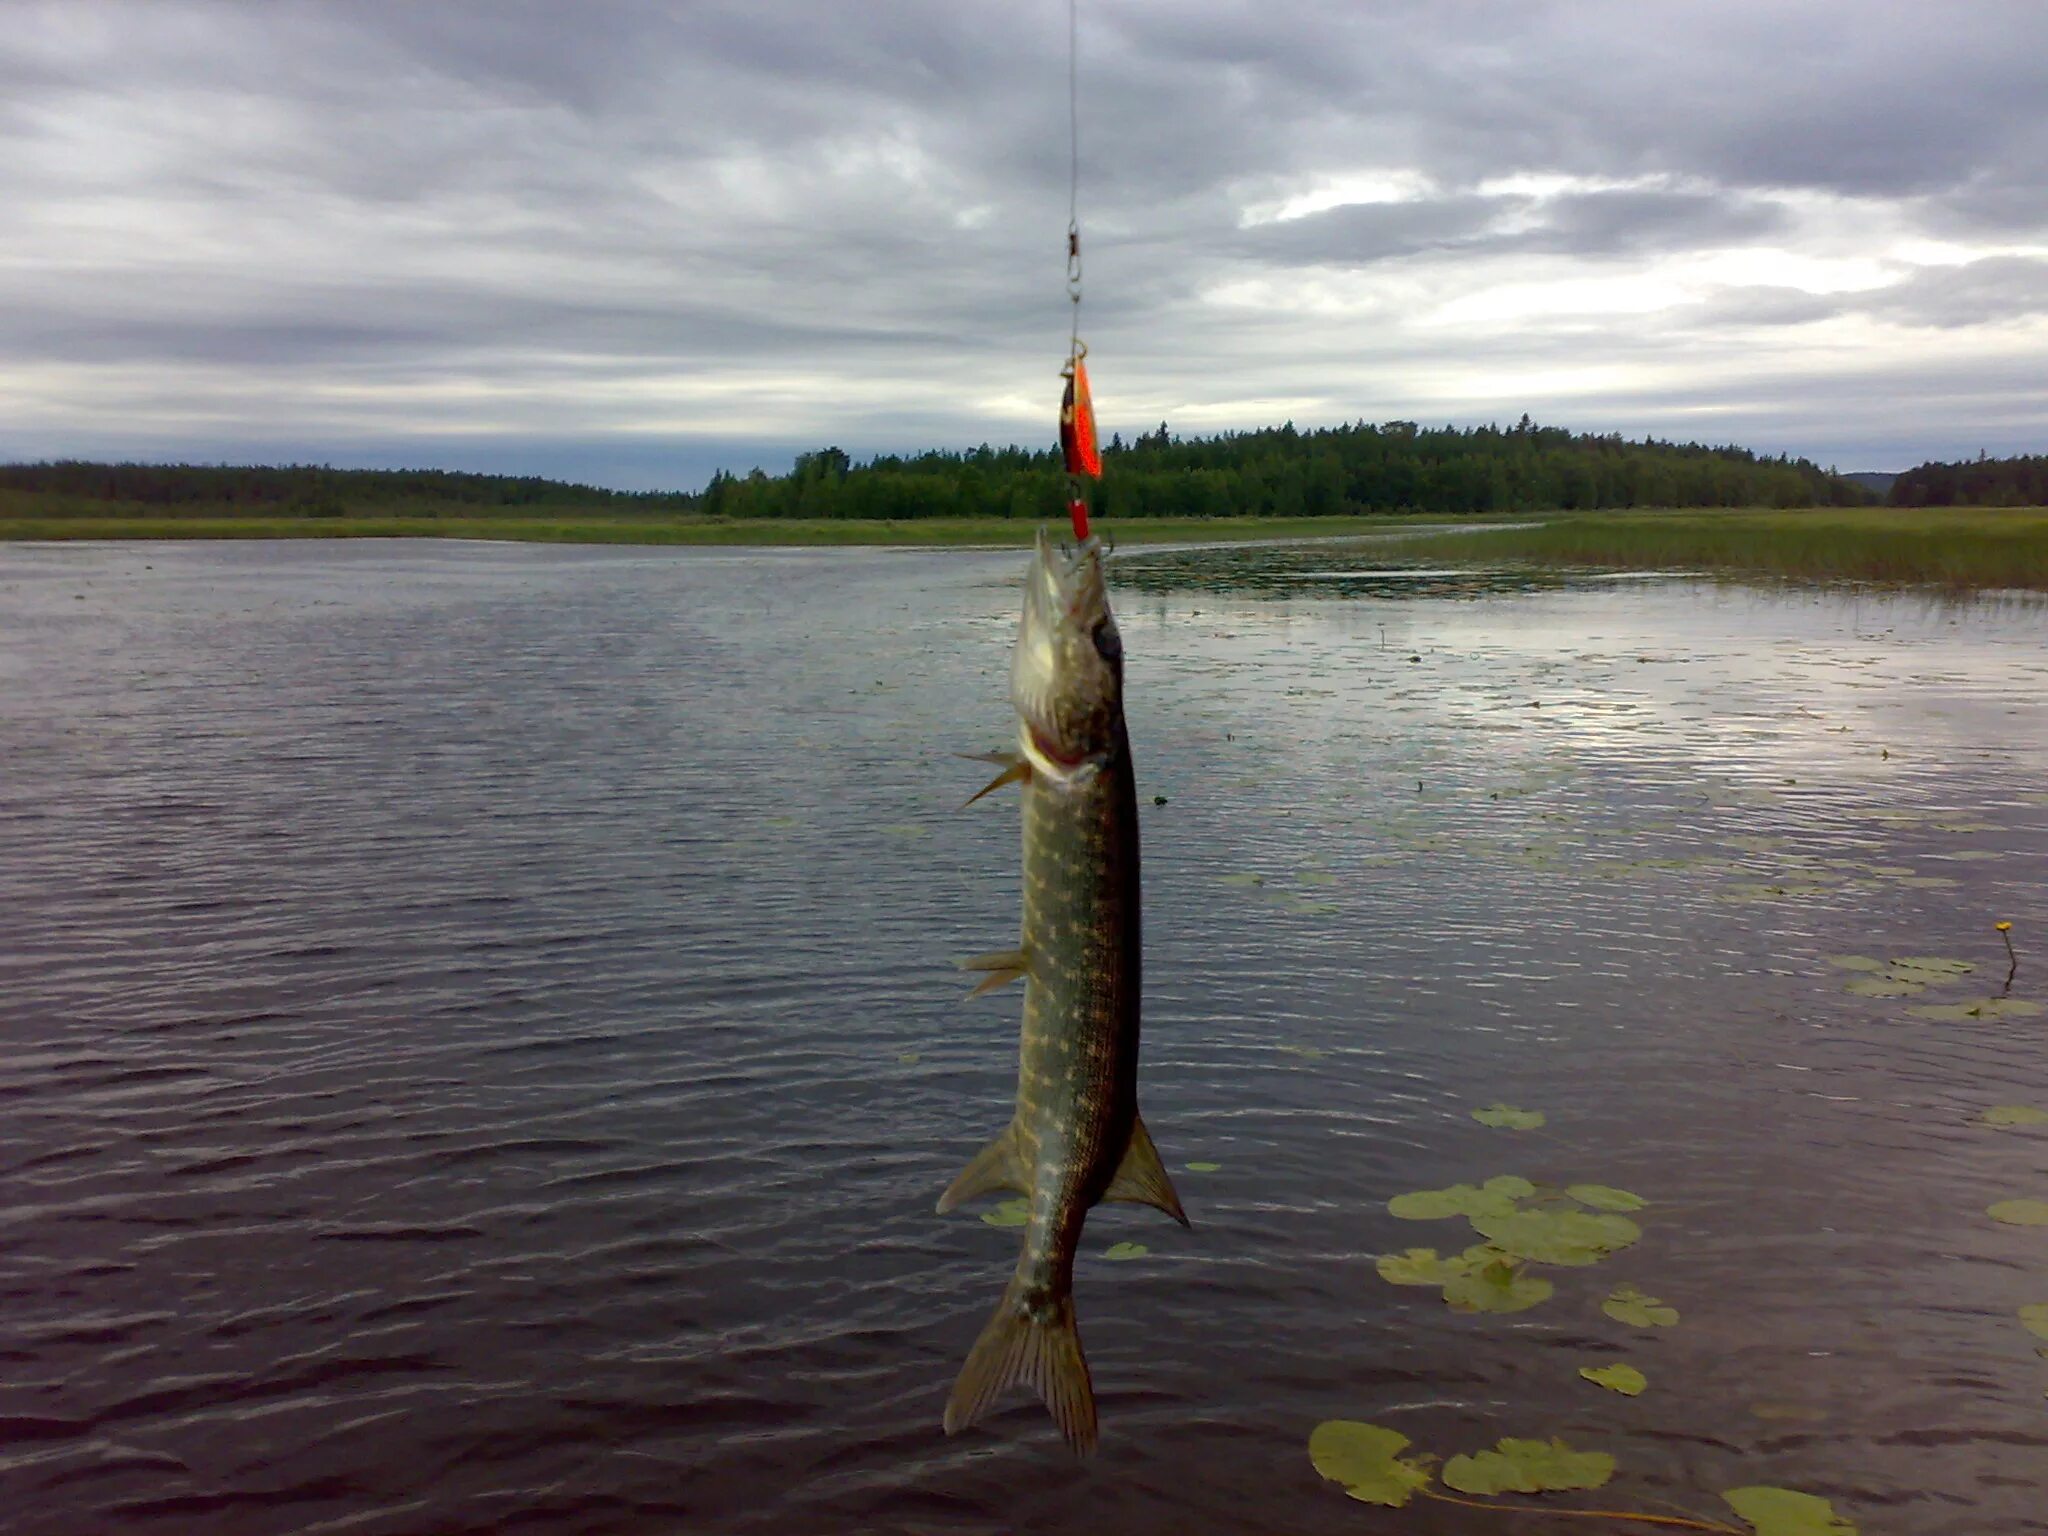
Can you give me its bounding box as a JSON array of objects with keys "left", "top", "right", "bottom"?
[
  {"left": 0, "top": 510, "right": 1511, "bottom": 547},
  {"left": 1396, "top": 507, "right": 2048, "bottom": 590}
]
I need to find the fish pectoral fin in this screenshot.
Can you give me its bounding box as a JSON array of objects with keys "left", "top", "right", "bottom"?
[
  {"left": 943, "top": 1278, "right": 1096, "bottom": 1455},
  {"left": 959, "top": 948, "right": 1028, "bottom": 998},
  {"left": 936, "top": 1125, "right": 1029, "bottom": 1213},
  {"left": 1102, "top": 1114, "right": 1190, "bottom": 1227},
  {"left": 962, "top": 753, "right": 1031, "bottom": 807}
]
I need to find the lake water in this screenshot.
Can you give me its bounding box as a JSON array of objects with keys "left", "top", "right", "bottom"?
[{"left": 3, "top": 537, "right": 2046, "bottom": 1535}]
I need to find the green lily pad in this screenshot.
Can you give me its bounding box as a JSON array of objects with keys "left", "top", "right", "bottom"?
[
  {"left": 1298, "top": 871, "right": 1339, "bottom": 886},
  {"left": 1823, "top": 955, "right": 1884, "bottom": 972},
  {"left": 1844, "top": 975, "right": 1923, "bottom": 997},
  {"left": 1308, "top": 1420, "right": 1433, "bottom": 1508},
  {"left": 1988, "top": 1198, "right": 2048, "bottom": 1226},
  {"left": 1579, "top": 1363, "right": 1647, "bottom": 1396},
  {"left": 1979, "top": 1105, "right": 2048, "bottom": 1128},
  {"left": 1185, "top": 1160, "right": 1222, "bottom": 1172},
  {"left": 1288, "top": 898, "right": 1342, "bottom": 915},
  {"left": 1443, "top": 1255, "right": 1555, "bottom": 1314},
  {"left": 1388, "top": 1181, "right": 1520, "bottom": 1221},
  {"left": 1442, "top": 1436, "right": 1616, "bottom": 1496},
  {"left": 1277, "top": 1043, "right": 1328, "bottom": 1059},
  {"left": 1104, "top": 1241, "right": 1148, "bottom": 1260},
  {"left": 1218, "top": 872, "right": 1266, "bottom": 887},
  {"left": 1911, "top": 997, "right": 2046, "bottom": 1021},
  {"left": 1722, "top": 1485, "right": 1859, "bottom": 1535},
  {"left": 1471, "top": 1209, "right": 1642, "bottom": 1267},
  {"left": 1603, "top": 1284, "right": 1679, "bottom": 1327},
  {"left": 2018, "top": 1303, "right": 2048, "bottom": 1341},
  {"left": 1888, "top": 956, "right": 1974, "bottom": 980},
  {"left": 1377, "top": 1247, "right": 1467, "bottom": 1286},
  {"left": 980, "top": 1198, "right": 1030, "bottom": 1228},
  {"left": 1472, "top": 1103, "right": 1546, "bottom": 1130},
  {"left": 897, "top": 1051, "right": 921, "bottom": 1065},
  {"left": 1567, "top": 1184, "right": 1648, "bottom": 1212}
]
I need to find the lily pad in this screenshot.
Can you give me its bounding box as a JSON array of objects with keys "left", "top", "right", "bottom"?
[
  {"left": 1888, "top": 956, "right": 1974, "bottom": 980},
  {"left": 980, "top": 1198, "right": 1030, "bottom": 1228},
  {"left": 1722, "top": 1485, "right": 1859, "bottom": 1535},
  {"left": 1979, "top": 1105, "right": 2048, "bottom": 1128},
  {"left": 1103, "top": 1241, "right": 1148, "bottom": 1261},
  {"left": 1603, "top": 1284, "right": 1679, "bottom": 1327},
  {"left": 1911, "top": 997, "right": 2045, "bottom": 1021},
  {"left": 1471, "top": 1209, "right": 1641, "bottom": 1267},
  {"left": 1185, "top": 1160, "right": 1222, "bottom": 1172},
  {"left": 1308, "top": 1420, "right": 1433, "bottom": 1508},
  {"left": 897, "top": 1051, "right": 921, "bottom": 1065},
  {"left": 1579, "top": 1363, "right": 1647, "bottom": 1396},
  {"left": 1442, "top": 1436, "right": 1616, "bottom": 1496},
  {"left": 1843, "top": 975, "right": 1923, "bottom": 997},
  {"left": 1988, "top": 1198, "right": 2048, "bottom": 1226},
  {"left": 2018, "top": 1303, "right": 2048, "bottom": 1341},
  {"left": 1443, "top": 1256, "right": 1555, "bottom": 1315},
  {"left": 1218, "top": 872, "right": 1266, "bottom": 887},
  {"left": 1472, "top": 1103, "right": 1546, "bottom": 1130},
  {"left": 1567, "top": 1184, "right": 1648, "bottom": 1212},
  {"left": 1377, "top": 1247, "right": 1467, "bottom": 1286},
  {"left": 1388, "top": 1181, "right": 1521, "bottom": 1221}
]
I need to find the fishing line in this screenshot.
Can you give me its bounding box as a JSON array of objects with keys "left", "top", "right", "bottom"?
[{"left": 1057, "top": 0, "right": 1100, "bottom": 542}]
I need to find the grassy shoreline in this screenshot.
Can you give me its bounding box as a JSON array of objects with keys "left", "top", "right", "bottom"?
[
  {"left": 1397, "top": 507, "right": 2048, "bottom": 590},
  {"left": 0, "top": 511, "right": 1514, "bottom": 547}
]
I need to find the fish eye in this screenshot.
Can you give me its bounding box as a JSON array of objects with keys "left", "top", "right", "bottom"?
[{"left": 1093, "top": 621, "right": 1122, "bottom": 661}]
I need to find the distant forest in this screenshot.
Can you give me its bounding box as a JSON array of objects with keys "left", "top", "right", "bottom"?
[
  {"left": 2, "top": 416, "right": 1883, "bottom": 521},
  {"left": 1889, "top": 454, "right": 2048, "bottom": 507}
]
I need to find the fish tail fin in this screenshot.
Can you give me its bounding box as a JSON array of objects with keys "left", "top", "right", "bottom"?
[{"left": 943, "top": 1279, "right": 1097, "bottom": 1455}]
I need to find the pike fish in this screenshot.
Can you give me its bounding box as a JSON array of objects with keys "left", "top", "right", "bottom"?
[{"left": 939, "top": 527, "right": 1187, "bottom": 1455}]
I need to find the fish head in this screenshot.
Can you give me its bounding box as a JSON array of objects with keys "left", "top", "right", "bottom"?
[{"left": 1011, "top": 527, "right": 1124, "bottom": 768}]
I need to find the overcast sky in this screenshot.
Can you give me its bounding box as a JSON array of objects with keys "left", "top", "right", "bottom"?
[{"left": 5, "top": 1, "right": 2047, "bottom": 490}]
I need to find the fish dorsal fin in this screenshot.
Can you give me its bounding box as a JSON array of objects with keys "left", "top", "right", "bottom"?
[
  {"left": 936, "top": 1124, "right": 1030, "bottom": 1213},
  {"left": 1102, "top": 1114, "right": 1189, "bottom": 1226}
]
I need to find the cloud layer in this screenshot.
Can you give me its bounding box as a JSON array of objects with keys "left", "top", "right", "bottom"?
[{"left": 4, "top": 0, "right": 2047, "bottom": 487}]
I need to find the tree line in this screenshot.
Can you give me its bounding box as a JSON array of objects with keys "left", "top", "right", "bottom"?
[
  {"left": 1889, "top": 454, "right": 2048, "bottom": 507},
  {"left": 4, "top": 416, "right": 1875, "bottom": 521}
]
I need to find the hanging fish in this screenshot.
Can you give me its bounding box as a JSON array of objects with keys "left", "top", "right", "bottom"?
[{"left": 940, "top": 526, "right": 1186, "bottom": 1455}]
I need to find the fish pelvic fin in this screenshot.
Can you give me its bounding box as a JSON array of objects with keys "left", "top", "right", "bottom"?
[
  {"left": 960, "top": 752, "right": 1030, "bottom": 807},
  {"left": 1102, "top": 1113, "right": 1190, "bottom": 1227},
  {"left": 943, "top": 1277, "right": 1097, "bottom": 1455},
  {"left": 959, "top": 948, "right": 1028, "bottom": 998},
  {"left": 936, "top": 1125, "right": 1029, "bottom": 1213}
]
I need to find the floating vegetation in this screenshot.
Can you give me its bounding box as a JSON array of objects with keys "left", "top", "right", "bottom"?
[
  {"left": 1603, "top": 1284, "right": 1680, "bottom": 1327},
  {"left": 1444, "top": 1254, "right": 1556, "bottom": 1315},
  {"left": 1723, "top": 1486, "right": 1859, "bottom": 1535},
  {"left": 1388, "top": 1175, "right": 1532, "bottom": 1221},
  {"left": 980, "top": 1197, "right": 1030, "bottom": 1228},
  {"left": 1978, "top": 1105, "right": 2048, "bottom": 1128},
  {"left": 1217, "top": 871, "right": 1266, "bottom": 887},
  {"left": 1844, "top": 975, "right": 1923, "bottom": 997},
  {"left": 897, "top": 1050, "right": 921, "bottom": 1065},
  {"left": 1579, "top": 1362, "right": 1647, "bottom": 1396},
  {"left": 2019, "top": 1303, "right": 2048, "bottom": 1341},
  {"left": 1471, "top": 1208, "right": 1641, "bottom": 1267},
  {"left": 1444, "top": 1436, "right": 1615, "bottom": 1495},
  {"left": 1987, "top": 1198, "right": 2048, "bottom": 1226},
  {"left": 1277, "top": 1043, "right": 1328, "bottom": 1059},
  {"left": 1889, "top": 956, "right": 1974, "bottom": 980},
  {"left": 1185, "top": 1160, "right": 1222, "bottom": 1172},
  {"left": 1568, "top": 1184, "right": 1649, "bottom": 1212},
  {"left": 1471, "top": 1103, "right": 1546, "bottom": 1130},
  {"left": 1103, "top": 1241, "right": 1148, "bottom": 1261},
  {"left": 1306, "top": 1420, "right": 1857, "bottom": 1531},
  {"left": 1308, "top": 1421, "right": 1432, "bottom": 1507},
  {"left": 1911, "top": 996, "right": 2045, "bottom": 1021}
]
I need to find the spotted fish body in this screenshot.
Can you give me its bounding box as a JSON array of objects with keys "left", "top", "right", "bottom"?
[{"left": 939, "top": 528, "right": 1187, "bottom": 1455}]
